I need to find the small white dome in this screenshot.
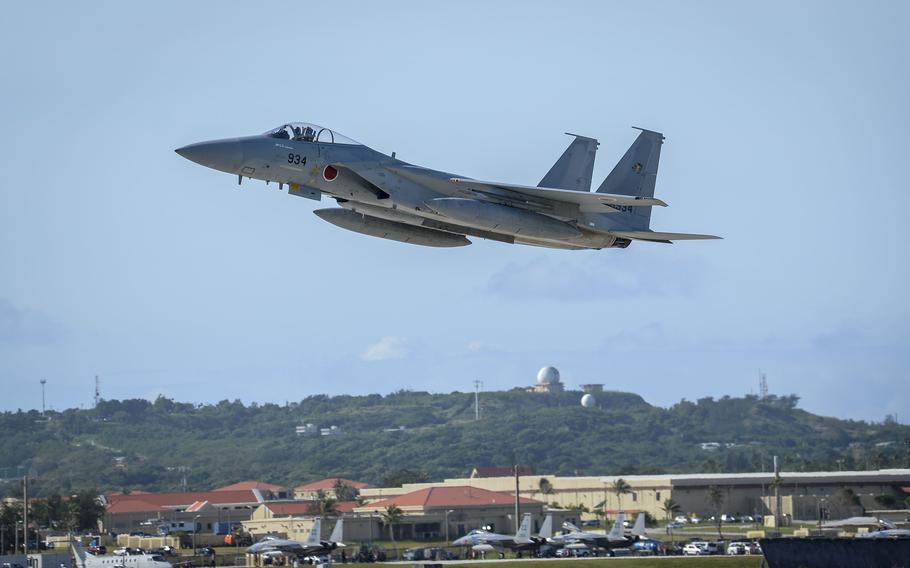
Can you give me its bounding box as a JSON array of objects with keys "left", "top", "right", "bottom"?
[
  {"left": 537, "top": 366, "right": 560, "bottom": 384},
  {"left": 581, "top": 393, "right": 596, "bottom": 408}
]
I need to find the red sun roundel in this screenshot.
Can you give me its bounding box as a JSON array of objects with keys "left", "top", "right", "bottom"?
[{"left": 323, "top": 165, "right": 338, "bottom": 181}]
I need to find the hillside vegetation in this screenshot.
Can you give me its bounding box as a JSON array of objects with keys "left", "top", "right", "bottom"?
[{"left": 1, "top": 390, "right": 907, "bottom": 497}]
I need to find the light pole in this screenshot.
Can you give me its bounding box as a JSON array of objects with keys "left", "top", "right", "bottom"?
[
  {"left": 193, "top": 515, "right": 201, "bottom": 557},
  {"left": 444, "top": 510, "right": 453, "bottom": 544}
]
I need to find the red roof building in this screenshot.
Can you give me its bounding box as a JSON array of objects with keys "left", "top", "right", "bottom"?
[
  {"left": 357, "top": 485, "right": 541, "bottom": 511},
  {"left": 294, "top": 478, "right": 370, "bottom": 500},
  {"left": 103, "top": 490, "right": 264, "bottom": 533},
  {"left": 353, "top": 485, "right": 547, "bottom": 540},
  {"left": 255, "top": 500, "right": 358, "bottom": 519},
  {"left": 295, "top": 478, "right": 371, "bottom": 491},
  {"left": 214, "top": 481, "right": 290, "bottom": 499}
]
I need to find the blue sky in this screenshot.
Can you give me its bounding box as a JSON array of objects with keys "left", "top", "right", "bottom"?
[{"left": 1, "top": 1, "right": 907, "bottom": 421}]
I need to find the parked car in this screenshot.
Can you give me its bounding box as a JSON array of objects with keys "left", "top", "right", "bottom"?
[
  {"left": 667, "top": 522, "right": 684, "bottom": 529},
  {"left": 631, "top": 539, "right": 661, "bottom": 554},
  {"left": 727, "top": 541, "right": 749, "bottom": 555},
  {"left": 152, "top": 547, "right": 178, "bottom": 557},
  {"left": 682, "top": 543, "right": 702, "bottom": 556},
  {"left": 703, "top": 542, "right": 721, "bottom": 555},
  {"left": 673, "top": 515, "right": 689, "bottom": 524},
  {"left": 88, "top": 545, "right": 107, "bottom": 555},
  {"left": 556, "top": 547, "right": 590, "bottom": 557}
]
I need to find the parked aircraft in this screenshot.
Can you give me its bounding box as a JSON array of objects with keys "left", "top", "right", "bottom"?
[
  {"left": 452, "top": 513, "right": 546, "bottom": 552},
  {"left": 245, "top": 517, "right": 344, "bottom": 556},
  {"left": 72, "top": 542, "right": 172, "bottom": 568},
  {"left": 176, "top": 123, "right": 719, "bottom": 249},
  {"left": 857, "top": 529, "right": 910, "bottom": 538},
  {"left": 550, "top": 512, "right": 646, "bottom": 550}
]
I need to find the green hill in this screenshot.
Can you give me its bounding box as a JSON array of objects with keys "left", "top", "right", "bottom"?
[{"left": 1, "top": 390, "right": 907, "bottom": 497}]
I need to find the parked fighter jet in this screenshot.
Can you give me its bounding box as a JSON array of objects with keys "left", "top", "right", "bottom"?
[
  {"left": 176, "top": 123, "right": 719, "bottom": 249},
  {"left": 452, "top": 513, "right": 546, "bottom": 552},
  {"left": 550, "top": 512, "right": 646, "bottom": 550},
  {"left": 245, "top": 517, "right": 344, "bottom": 556}
]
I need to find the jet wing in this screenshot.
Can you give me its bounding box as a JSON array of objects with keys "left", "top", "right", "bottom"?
[
  {"left": 449, "top": 178, "right": 667, "bottom": 212},
  {"left": 611, "top": 230, "right": 721, "bottom": 242},
  {"left": 246, "top": 538, "right": 304, "bottom": 553}
]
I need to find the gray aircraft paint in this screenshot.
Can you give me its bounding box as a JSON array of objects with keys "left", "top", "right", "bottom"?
[
  {"left": 176, "top": 122, "right": 718, "bottom": 249},
  {"left": 538, "top": 134, "right": 599, "bottom": 192}
]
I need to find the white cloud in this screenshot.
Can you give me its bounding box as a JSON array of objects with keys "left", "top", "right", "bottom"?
[
  {"left": 467, "top": 340, "right": 484, "bottom": 352},
  {"left": 361, "top": 336, "right": 408, "bottom": 361}
]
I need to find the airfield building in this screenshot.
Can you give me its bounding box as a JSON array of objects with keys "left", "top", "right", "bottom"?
[{"left": 359, "top": 469, "right": 910, "bottom": 523}]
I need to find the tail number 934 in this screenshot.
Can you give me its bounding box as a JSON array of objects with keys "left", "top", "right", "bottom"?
[{"left": 288, "top": 153, "right": 307, "bottom": 165}]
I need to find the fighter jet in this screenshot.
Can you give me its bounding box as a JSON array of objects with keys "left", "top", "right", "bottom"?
[
  {"left": 550, "top": 512, "right": 646, "bottom": 551},
  {"left": 452, "top": 513, "right": 546, "bottom": 552},
  {"left": 176, "top": 123, "right": 719, "bottom": 249},
  {"left": 245, "top": 516, "right": 344, "bottom": 556}
]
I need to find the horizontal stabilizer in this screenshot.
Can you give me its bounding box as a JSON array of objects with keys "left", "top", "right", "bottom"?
[
  {"left": 612, "top": 231, "right": 721, "bottom": 242},
  {"left": 450, "top": 178, "right": 667, "bottom": 211}
]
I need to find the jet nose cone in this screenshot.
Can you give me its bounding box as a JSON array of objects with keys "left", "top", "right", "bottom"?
[{"left": 175, "top": 139, "right": 244, "bottom": 173}]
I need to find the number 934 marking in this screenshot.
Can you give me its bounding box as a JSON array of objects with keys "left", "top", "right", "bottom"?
[{"left": 288, "top": 153, "right": 307, "bottom": 165}]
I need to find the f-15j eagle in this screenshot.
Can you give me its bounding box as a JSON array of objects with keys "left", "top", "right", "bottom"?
[
  {"left": 245, "top": 516, "right": 344, "bottom": 556},
  {"left": 176, "top": 123, "right": 719, "bottom": 249},
  {"left": 452, "top": 512, "right": 548, "bottom": 552}
]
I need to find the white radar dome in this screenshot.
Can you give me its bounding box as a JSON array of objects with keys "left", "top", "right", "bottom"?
[
  {"left": 537, "top": 366, "right": 560, "bottom": 384},
  {"left": 581, "top": 394, "right": 596, "bottom": 408}
]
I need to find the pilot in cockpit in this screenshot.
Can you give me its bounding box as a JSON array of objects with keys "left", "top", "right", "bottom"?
[
  {"left": 296, "top": 126, "right": 316, "bottom": 142},
  {"left": 273, "top": 127, "right": 290, "bottom": 139}
]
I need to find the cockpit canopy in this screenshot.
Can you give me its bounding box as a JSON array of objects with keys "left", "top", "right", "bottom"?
[{"left": 265, "top": 122, "right": 361, "bottom": 145}]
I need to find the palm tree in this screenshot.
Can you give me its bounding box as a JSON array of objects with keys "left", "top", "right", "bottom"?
[
  {"left": 380, "top": 505, "right": 404, "bottom": 556},
  {"left": 333, "top": 478, "right": 359, "bottom": 501},
  {"left": 706, "top": 486, "right": 725, "bottom": 540},
  {"left": 612, "top": 478, "right": 632, "bottom": 512},
  {"left": 307, "top": 489, "right": 338, "bottom": 516},
  {"left": 661, "top": 499, "right": 681, "bottom": 543}
]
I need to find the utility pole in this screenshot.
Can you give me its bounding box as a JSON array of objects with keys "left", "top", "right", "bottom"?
[
  {"left": 514, "top": 458, "right": 521, "bottom": 533},
  {"left": 94, "top": 375, "right": 100, "bottom": 408},
  {"left": 773, "top": 456, "right": 782, "bottom": 530},
  {"left": 23, "top": 475, "right": 28, "bottom": 555}
]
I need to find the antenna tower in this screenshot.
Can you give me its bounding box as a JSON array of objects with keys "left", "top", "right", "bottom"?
[
  {"left": 94, "top": 375, "right": 101, "bottom": 408},
  {"left": 759, "top": 371, "right": 768, "bottom": 399},
  {"left": 40, "top": 379, "right": 47, "bottom": 414},
  {"left": 473, "top": 379, "right": 483, "bottom": 421}
]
